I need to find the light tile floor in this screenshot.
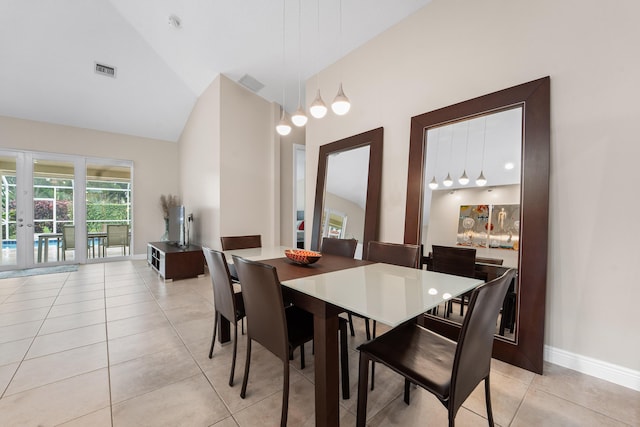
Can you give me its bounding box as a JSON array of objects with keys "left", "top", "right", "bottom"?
[{"left": 0, "top": 261, "right": 638, "bottom": 426}]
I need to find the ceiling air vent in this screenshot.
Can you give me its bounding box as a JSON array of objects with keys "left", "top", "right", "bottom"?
[
  {"left": 238, "top": 74, "right": 264, "bottom": 93},
  {"left": 95, "top": 62, "right": 116, "bottom": 78}
]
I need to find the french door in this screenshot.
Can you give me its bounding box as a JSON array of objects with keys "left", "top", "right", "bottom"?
[{"left": 1, "top": 150, "right": 86, "bottom": 270}]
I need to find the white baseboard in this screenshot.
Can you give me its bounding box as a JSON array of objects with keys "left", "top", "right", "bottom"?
[{"left": 544, "top": 345, "right": 640, "bottom": 392}]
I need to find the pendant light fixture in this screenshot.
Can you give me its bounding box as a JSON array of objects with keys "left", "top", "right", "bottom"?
[
  {"left": 476, "top": 117, "right": 488, "bottom": 186},
  {"left": 442, "top": 125, "right": 454, "bottom": 187},
  {"left": 291, "top": 0, "right": 307, "bottom": 127},
  {"left": 309, "top": 0, "right": 328, "bottom": 119},
  {"left": 458, "top": 121, "right": 470, "bottom": 185},
  {"left": 276, "top": 0, "right": 291, "bottom": 136},
  {"left": 331, "top": 0, "right": 351, "bottom": 115},
  {"left": 428, "top": 128, "right": 440, "bottom": 190}
]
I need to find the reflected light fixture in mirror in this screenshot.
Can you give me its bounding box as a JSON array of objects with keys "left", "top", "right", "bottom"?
[
  {"left": 459, "top": 122, "right": 470, "bottom": 185},
  {"left": 476, "top": 117, "right": 488, "bottom": 186}
]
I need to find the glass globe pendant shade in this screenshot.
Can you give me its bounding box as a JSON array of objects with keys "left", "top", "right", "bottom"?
[
  {"left": 476, "top": 171, "right": 487, "bottom": 186},
  {"left": 291, "top": 106, "right": 308, "bottom": 127},
  {"left": 331, "top": 83, "right": 351, "bottom": 115},
  {"left": 309, "top": 89, "right": 328, "bottom": 118},
  {"left": 443, "top": 173, "right": 453, "bottom": 187},
  {"left": 276, "top": 113, "right": 292, "bottom": 136},
  {"left": 428, "top": 176, "right": 439, "bottom": 190},
  {"left": 458, "top": 170, "right": 469, "bottom": 185}
]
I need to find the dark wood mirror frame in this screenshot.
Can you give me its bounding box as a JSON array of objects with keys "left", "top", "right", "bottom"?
[
  {"left": 311, "top": 127, "right": 383, "bottom": 259},
  {"left": 404, "top": 78, "right": 549, "bottom": 374}
]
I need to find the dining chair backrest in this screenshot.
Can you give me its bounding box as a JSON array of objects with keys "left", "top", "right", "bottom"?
[
  {"left": 366, "top": 241, "right": 421, "bottom": 268},
  {"left": 450, "top": 268, "right": 516, "bottom": 413},
  {"left": 203, "top": 247, "right": 238, "bottom": 324},
  {"left": 62, "top": 225, "right": 75, "bottom": 250},
  {"left": 220, "top": 235, "right": 262, "bottom": 250},
  {"left": 320, "top": 237, "right": 357, "bottom": 258},
  {"left": 232, "top": 255, "right": 289, "bottom": 363},
  {"left": 431, "top": 245, "right": 476, "bottom": 278}
]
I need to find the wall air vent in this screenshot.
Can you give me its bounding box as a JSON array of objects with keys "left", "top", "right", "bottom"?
[
  {"left": 238, "top": 74, "right": 264, "bottom": 93},
  {"left": 95, "top": 62, "right": 117, "bottom": 78}
]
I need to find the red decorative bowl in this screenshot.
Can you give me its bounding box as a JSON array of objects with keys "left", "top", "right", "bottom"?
[{"left": 285, "top": 249, "right": 322, "bottom": 265}]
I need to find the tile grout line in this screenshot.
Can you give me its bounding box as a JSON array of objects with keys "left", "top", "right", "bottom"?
[
  {"left": 100, "top": 265, "right": 116, "bottom": 427},
  {"left": 0, "top": 272, "right": 72, "bottom": 400}
]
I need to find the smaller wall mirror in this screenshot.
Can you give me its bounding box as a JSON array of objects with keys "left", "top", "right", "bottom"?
[{"left": 311, "top": 128, "right": 383, "bottom": 259}]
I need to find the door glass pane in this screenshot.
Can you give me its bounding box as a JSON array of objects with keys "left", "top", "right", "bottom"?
[
  {"left": 87, "top": 163, "right": 131, "bottom": 258},
  {"left": 34, "top": 159, "right": 74, "bottom": 263},
  {"left": 1, "top": 156, "right": 17, "bottom": 267}
]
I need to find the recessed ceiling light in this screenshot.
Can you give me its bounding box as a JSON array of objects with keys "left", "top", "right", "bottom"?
[
  {"left": 504, "top": 162, "right": 515, "bottom": 170},
  {"left": 168, "top": 14, "right": 182, "bottom": 29}
]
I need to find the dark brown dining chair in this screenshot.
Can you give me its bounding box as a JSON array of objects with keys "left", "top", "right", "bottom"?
[
  {"left": 320, "top": 237, "right": 361, "bottom": 337},
  {"left": 220, "top": 234, "right": 262, "bottom": 250},
  {"left": 320, "top": 237, "right": 357, "bottom": 258},
  {"left": 202, "top": 247, "right": 246, "bottom": 386},
  {"left": 365, "top": 240, "right": 422, "bottom": 389},
  {"left": 356, "top": 268, "right": 516, "bottom": 427},
  {"left": 232, "top": 255, "right": 314, "bottom": 426},
  {"left": 432, "top": 245, "right": 477, "bottom": 317}
]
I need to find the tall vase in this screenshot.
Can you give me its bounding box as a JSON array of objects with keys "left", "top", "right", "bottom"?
[{"left": 161, "top": 218, "right": 169, "bottom": 241}]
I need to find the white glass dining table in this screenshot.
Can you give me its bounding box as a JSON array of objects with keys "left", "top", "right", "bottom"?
[{"left": 222, "top": 247, "right": 483, "bottom": 427}]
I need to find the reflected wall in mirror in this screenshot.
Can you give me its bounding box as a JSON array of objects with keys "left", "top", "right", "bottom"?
[
  {"left": 311, "top": 128, "right": 383, "bottom": 259},
  {"left": 404, "top": 78, "right": 549, "bottom": 374},
  {"left": 422, "top": 108, "right": 522, "bottom": 340}
]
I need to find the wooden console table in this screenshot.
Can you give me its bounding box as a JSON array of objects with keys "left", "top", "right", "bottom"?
[{"left": 147, "top": 242, "right": 204, "bottom": 280}]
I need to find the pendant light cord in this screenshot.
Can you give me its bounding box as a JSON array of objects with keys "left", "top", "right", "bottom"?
[
  {"left": 297, "top": 0, "right": 302, "bottom": 106},
  {"left": 281, "top": 0, "right": 286, "bottom": 113}
]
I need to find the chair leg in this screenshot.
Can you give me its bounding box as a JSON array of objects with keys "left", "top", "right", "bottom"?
[
  {"left": 484, "top": 376, "right": 495, "bottom": 427},
  {"left": 364, "top": 319, "right": 371, "bottom": 341},
  {"left": 356, "top": 352, "right": 370, "bottom": 427},
  {"left": 229, "top": 321, "right": 238, "bottom": 386},
  {"left": 209, "top": 313, "right": 218, "bottom": 359},
  {"left": 339, "top": 320, "right": 350, "bottom": 400},
  {"left": 281, "top": 361, "right": 290, "bottom": 427},
  {"left": 347, "top": 312, "right": 355, "bottom": 336},
  {"left": 240, "top": 339, "right": 252, "bottom": 399},
  {"left": 404, "top": 379, "right": 411, "bottom": 404},
  {"left": 370, "top": 362, "right": 376, "bottom": 391},
  {"left": 370, "top": 320, "right": 377, "bottom": 390}
]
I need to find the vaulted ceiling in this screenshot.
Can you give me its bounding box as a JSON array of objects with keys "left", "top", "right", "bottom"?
[{"left": 0, "top": 0, "right": 431, "bottom": 142}]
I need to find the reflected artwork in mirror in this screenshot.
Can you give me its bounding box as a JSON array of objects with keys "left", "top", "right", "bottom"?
[
  {"left": 312, "top": 128, "right": 383, "bottom": 259},
  {"left": 404, "top": 78, "right": 549, "bottom": 374}
]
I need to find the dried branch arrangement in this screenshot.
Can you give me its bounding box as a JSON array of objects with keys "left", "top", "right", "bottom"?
[{"left": 160, "top": 194, "right": 181, "bottom": 219}]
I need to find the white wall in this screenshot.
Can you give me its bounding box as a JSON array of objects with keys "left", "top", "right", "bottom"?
[
  {"left": 179, "top": 76, "right": 222, "bottom": 248},
  {"left": 0, "top": 115, "right": 179, "bottom": 255},
  {"left": 179, "top": 74, "right": 280, "bottom": 250},
  {"left": 306, "top": 0, "right": 640, "bottom": 374}
]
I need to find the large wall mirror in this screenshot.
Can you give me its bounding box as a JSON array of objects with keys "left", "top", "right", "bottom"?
[
  {"left": 404, "top": 78, "right": 549, "bottom": 374},
  {"left": 311, "top": 128, "right": 383, "bottom": 259}
]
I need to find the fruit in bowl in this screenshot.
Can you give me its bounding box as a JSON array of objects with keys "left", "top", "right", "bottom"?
[{"left": 285, "top": 249, "right": 322, "bottom": 265}]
